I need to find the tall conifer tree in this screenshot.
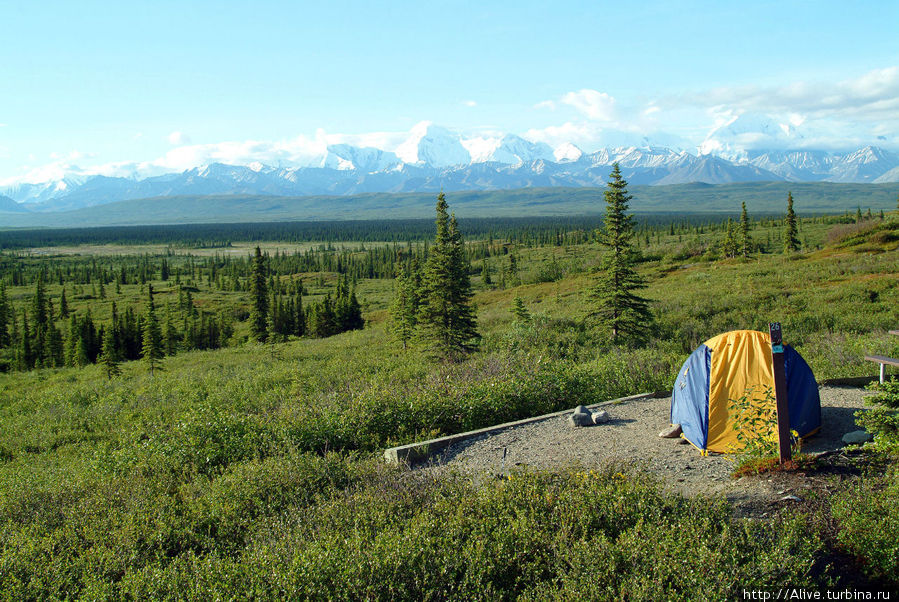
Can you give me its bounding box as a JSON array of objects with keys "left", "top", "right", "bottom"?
[
  {"left": 590, "top": 163, "right": 652, "bottom": 344},
  {"left": 141, "top": 284, "right": 164, "bottom": 375},
  {"left": 417, "top": 193, "right": 479, "bottom": 356},
  {"left": 58, "top": 286, "right": 69, "bottom": 319},
  {"left": 784, "top": 192, "right": 800, "bottom": 252},
  {"left": 0, "top": 283, "right": 9, "bottom": 348},
  {"left": 740, "top": 202, "right": 752, "bottom": 257},
  {"left": 100, "top": 327, "right": 121, "bottom": 379},
  {"left": 250, "top": 246, "right": 269, "bottom": 341},
  {"left": 389, "top": 261, "right": 419, "bottom": 349}
]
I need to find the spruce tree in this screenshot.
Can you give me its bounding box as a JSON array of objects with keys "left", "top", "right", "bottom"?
[
  {"left": 141, "top": 284, "right": 164, "bottom": 375},
  {"left": 249, "top": 246, "right": 269, "bottom": 341},
  {"left": 590, "top": 163, "right": 652, "bottom": 344},
  {"left": 99, "top": 327, "right": 121, "bottom": 379},
  {"left": 267, "top": 291, "right": 282, "bottom": 343},
  {"left": 46, "top": 324, "right": 64, "bottom": 367},
  {"left": 30, "top": 275, "right": 49, "bottom": 366},
  {"left": 311, "top": 295, "right": 336, "bottom": 337},
  {"left": 389, "top": 261, "right": 419, "bottom": 349},
  {"left": 294, "top": 291, "right": 306, "bottom": 337},
  {"left": 65, "top": 314, "right": 78, "bottom": 367},
  {"left": 507, "top": 254, "right": 519, "bottom": 286},
  {"left": 740, "top": 202, "right": 752, "bottom": 257},
  {"left": 511, "top": 296, "right": 530, "bottom": 324},
  {"left": 0, "top": 283, "right": 8, "bottom": 348},
  {"left": 417, "top": 193, "right": 479, "bottom": 357},
  {"left": 481, "top": 260, "right": 492, "bottom": 285},
  {"left": 722, "top": 218, "right": 737, "bottom": 258},
  {"left": 19, "top": 310, "right": 32, "bottom": 370},
  {"left": 74, "top": 335, "right": 90, "bottom": 367},
  {"left": 266, "top": 301, "right": 281, "bottom": 359},
  {"left": 59, "top": 286, "right": 69, "bottom": 319},
  {"left": 784, "top": 192, "right": 800, "bottom": 252}
]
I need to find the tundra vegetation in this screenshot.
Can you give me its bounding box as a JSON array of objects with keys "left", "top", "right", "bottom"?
[{"left": 0, "top": 190, "right": 897, "bottom": 597}]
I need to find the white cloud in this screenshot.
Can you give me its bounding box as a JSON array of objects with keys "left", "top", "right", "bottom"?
[
  {"left": 560, "top": 89, "right": 617, "bottom": 121},
  {"left": 462, "top": 100, "right": 477, "bottom": 107},
  {"left": 670, "top": 66, "right": 899, "bottom": 123},
  {"left": 168, "top": 131, "right": 191, "bottom": 145},
  {"left": 524, "top": 121, "right": 597, "bottom": 148},
  {"left": 534, "top": 100, "right": 556, "bottom": 110}
]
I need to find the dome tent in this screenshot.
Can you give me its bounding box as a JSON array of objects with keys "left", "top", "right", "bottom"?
[{"left": 670, "top": 330, "right": 821, "bottom": 454}]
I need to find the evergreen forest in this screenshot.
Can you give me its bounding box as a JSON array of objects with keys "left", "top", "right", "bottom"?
[{"left": 0, "top": 190, "right": 898, "bottom": 598}]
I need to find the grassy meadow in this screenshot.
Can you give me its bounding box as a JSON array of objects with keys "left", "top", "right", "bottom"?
[{"left": 0, "top": 210, "right": 898, "bottom": 598}]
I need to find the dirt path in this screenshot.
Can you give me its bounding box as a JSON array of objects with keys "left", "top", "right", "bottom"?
[{"left": 426, "top": 386, "right": 871, "bottom": 509}]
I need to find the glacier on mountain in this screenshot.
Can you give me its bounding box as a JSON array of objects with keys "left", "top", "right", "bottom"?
[{"left": 2, "top": 121, "right": 899, "bottom": 211}]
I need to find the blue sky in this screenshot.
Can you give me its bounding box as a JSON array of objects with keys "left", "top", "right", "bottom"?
[{"left": 2, "top": 0, "right": 898, "bottom": 183}]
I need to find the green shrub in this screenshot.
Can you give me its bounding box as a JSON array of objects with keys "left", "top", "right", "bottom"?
[
  {"left": 856, "top": 379, "right": 899, "bottom": 451},
  {"left": 831, "top": 468, "right": 899, "bottom": 585}
]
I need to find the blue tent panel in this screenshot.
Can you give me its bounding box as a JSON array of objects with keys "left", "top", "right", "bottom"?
[
  {"left": 784, "top": 345, "right": 822, "bottom": 438},
  {"left": 671, "top": 344, "right": 711, "bottom": 450}
]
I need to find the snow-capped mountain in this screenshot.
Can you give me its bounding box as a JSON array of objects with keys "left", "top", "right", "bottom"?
[
  {"left": 319, "top": 145, "right": 400, "bottom": 172},
  {"left": 828, "top": 146, "right": 899, "bottom": 183},
  {"left": 700, "top": 113, "right": 807, "bottom": 161},
  {"left": 874, "top": 165, "right": 899, "bottom": 183},
  {"left": 395, "top": 122, "right": 471, "bottom": 167},
  {"left": 746, "top": 150, "right": 835, "bottom": 181},
  {"left": 461, "top": 134, "right": 556, "bottom": 166},
  {"left": 2, "top": 177, "right": 90, "bottom": 204},
  {"left": 3, "top": 122, "right": 899, "bottom": 213}
]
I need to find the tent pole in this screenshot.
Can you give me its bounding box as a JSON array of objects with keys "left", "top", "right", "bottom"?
[{"left": 769, "top": 322, "right": 792, "bottom": 465}]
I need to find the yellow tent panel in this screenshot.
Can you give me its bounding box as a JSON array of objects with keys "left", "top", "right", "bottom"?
[{"left": 705, "top": 330, "right": 775, "bottom": 453}]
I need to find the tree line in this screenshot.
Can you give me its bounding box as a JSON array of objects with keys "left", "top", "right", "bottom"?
[
  {"left": 0, "top": 277, "right": 233, "bottom": 373},
  {"left": 246, "top": 247, "right": 365, "bottom": 343}
]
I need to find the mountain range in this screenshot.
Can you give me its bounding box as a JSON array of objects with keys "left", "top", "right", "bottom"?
[{"left": 3, "top": 124, "right": 899, "bottom": 214}]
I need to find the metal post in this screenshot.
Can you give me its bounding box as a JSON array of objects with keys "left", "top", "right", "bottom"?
[{"left": 769, "top": 323, "right": 792, "bottom": 464}]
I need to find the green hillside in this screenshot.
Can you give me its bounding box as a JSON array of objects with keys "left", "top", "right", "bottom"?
[{"left": 0, "top": 211, "right": 897, "bottom": 596}]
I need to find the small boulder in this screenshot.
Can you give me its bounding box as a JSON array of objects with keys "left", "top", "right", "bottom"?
[
  {"left": 574, "top": 405, "right": 590, "bottom": 415},
  {"left": 842, "top": 430, "right": 873, "bottom": 445},
  {"left": 659, "top": 424, "right": 683, "bottom": 438},
  {"left": 568, "top": 412, "right": 593, "bottom": 427},
  {"left": 592, "top": 410, "right": 610, "bottom": 425}
]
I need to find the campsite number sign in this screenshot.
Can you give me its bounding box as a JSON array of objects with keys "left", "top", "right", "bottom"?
[{"left": 769, "top": 322, "right": 792, "bottom": 464}]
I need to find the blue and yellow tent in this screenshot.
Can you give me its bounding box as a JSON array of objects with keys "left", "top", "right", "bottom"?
[{"left": 670, "top": 330, "right": 821, "bottom": 454}]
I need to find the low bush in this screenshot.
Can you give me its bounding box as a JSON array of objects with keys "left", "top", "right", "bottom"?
[
  {"left": 112, "top": 468, "right": 824, "bottom": 599},
  {"left": 856, "top": 379, "right": 899, "bottom": 451},
  {"left": 831, "top": 467, "right": 899, "bottom": 585}
]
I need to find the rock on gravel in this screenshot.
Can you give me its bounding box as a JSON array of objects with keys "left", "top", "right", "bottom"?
[
  {"left": 430, "top": 386, "right": 872, "bottom": 502},
  {"left": 842, "top": 430, "right": 873, "bottom": 445},
  {"left": 659, "top": 424, "right": 683, "bottom": 438},
  {"left": 568, "top": 412, "right": 593, "bottom": 427},
  {"left": 592, "top": 410, "right": 610, "bottom": 425}
]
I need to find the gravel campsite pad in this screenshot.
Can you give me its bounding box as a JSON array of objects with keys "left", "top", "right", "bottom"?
[{"left": 429, "top": 386, "right": 871, "bottom": 506}]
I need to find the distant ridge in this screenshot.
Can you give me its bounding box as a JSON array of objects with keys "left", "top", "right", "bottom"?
[
  {"left": 2, "top": 182, "right": 898, "bottom": 229},
  {"left": 3, "top": 124, "right": 899, "bottom": 213},
  {"left": 0, "top": 194, "right": 27, "bottom": 213}
]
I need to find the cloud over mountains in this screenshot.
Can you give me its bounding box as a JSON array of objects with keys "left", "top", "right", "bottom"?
[{"left": 2, "top": 67, "right": 897, "bottom": 195}]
